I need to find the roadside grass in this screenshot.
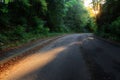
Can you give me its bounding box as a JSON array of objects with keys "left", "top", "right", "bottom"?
[{"left": 0, "top": 33, "right": 67, "bottom": 51}]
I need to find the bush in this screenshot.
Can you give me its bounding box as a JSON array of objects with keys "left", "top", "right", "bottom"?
[
  {"left": 110, "top": 17, "right": 120, "bottom": 35},
  {"left": 31, "top": 17, "right": 49, "bottom": 34},
  {"left": 0, "top": 34, "right": 8, "bottom": 43},
  {"left": 96, "top": 17, "right": 120, "bottom": 41},
  {"left": 85, "top": 18, "right": 97, "bottom": 33},
  {"left": 109, "top": 17, "right": 120, "bottom": 41}
]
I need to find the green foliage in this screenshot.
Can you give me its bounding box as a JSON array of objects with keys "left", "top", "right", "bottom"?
[
  {"left": 64, "top": 0, "right": 90, "bottom": 32},
  {"left": 85, "top": 18, "right": 97, "bottom": 32},
  {"left": 109, "top": 17, "right": 120, "bottom": 41},
  {"left": 110, "top": 17, "right": 120, "bottom": 34},
  {"left": 96, "top": 0, "right": 120, "bottom": 41},
  {"left": 96, "top": 17, "right": 120, "bottom": 41},
  {"left": 31, "top": 17, "right": 49, "bottom": 34},
  {"left": 0, "top": 3, "right": 9, "bottom": 30},
  {"left": 0, "top": 34, "right": 8, "bottom": 44},
  {"left": 0, "top": 0, "right": 95, "bottom": 50},
  {"left": 0, "top": 0, "right": 49, "bottom": 50},
  {"left": 12, "top": 26, "right": 26, "bottom": 39},
  {"left": 46, "top": 0, "right": 66, "bottom": 32}
]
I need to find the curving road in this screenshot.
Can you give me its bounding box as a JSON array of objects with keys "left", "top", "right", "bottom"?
[{"left": 1, "top": 33, "right": 120, "bottom": 80}]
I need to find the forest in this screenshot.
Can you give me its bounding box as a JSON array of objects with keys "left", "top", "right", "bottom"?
[{"left": 0, "top": 0, "right": 120, "bottom": 50}]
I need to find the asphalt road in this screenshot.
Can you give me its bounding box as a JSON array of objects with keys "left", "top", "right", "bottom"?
[{"left": 1, "top": 33, "right": 120, "bottom": 80}]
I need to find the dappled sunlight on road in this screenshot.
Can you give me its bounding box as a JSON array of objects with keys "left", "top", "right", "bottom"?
[
  {"left": 0, "top": 34, "right": 95, "bottom": 80},
  {"left": 88, "top": 37, "right": 94, "bottom": 40},
  {"left": 0, "top": 34, "right": 97, "bottom": 80},
  {"left": 69, "top": 42, "right": 82, "bottom": 46},
  {"left": 84, "top": 36, "right": 94, "bottom": 41},
  {"left": 0, "top": 47, "right": 66, "bottom": 80}
]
